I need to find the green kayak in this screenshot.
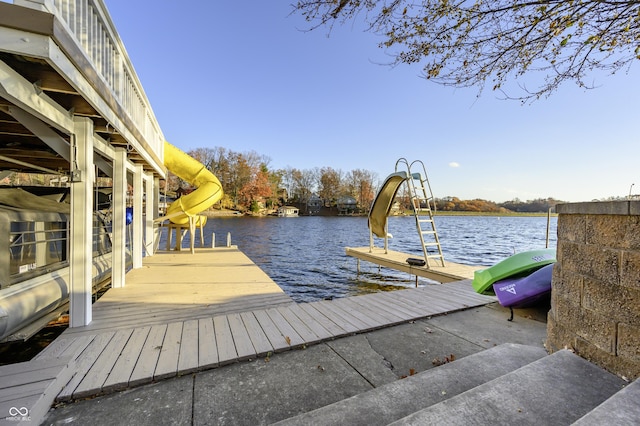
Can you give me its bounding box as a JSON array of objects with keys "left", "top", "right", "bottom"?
[{"left": 472, "top": 248, "right": 556, "bottom": 294}]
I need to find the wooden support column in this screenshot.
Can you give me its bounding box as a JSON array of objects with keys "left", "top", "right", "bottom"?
[
  {"left": 144, "top": 172, "right": 155, "bottom": 256},
  {"left": 153, "top": 177, "right": 160, "bottom": 220},
  {"left": 69, "top": 117, "right": 94, "bottom": 327},
  {"left": 112, "top": 148, "right": 127, "bottom": 288},
  {"left": 132, "top": 164, "right": 143, "bottom": 268}
]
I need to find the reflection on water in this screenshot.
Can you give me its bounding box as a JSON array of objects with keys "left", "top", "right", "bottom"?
[{"left": 171, "top": 215, "right": 557, "bottom": 303}]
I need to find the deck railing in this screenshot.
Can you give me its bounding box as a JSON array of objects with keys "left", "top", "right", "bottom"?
[{"left": 14, "top": 0, "right": 164, "bottom": 161}]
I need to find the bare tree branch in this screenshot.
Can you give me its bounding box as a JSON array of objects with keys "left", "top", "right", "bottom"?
[{"left": 293, "top": 0, "right": 640, "bottom": 100}]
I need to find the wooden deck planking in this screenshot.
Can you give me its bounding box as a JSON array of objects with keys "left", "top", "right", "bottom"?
[
  {"left": 197, "top": 318, "right": 219, "bottom": 369},
  {"left": 264, "top": 308, "right": 305, "bottom": 348},
  {"left": 319, "top": 299, "right": 375, "bottom": 331},
  {"left": 282, "top": 304, "right": 333, "bottom": 342},
  {"left": 129, "top": 324, "right": 166, "bottom": 386},
  {"left": 295, "top": 303, "right": 350, "bottom": 337},
  {"left": 306, "top": 301, "right": 359, "bottom": 334},
  {"left": 89, "top": 287, "right": 290, "bottom": 317},
  {"left": 388, "top": 287, "right": 465, "bottom": 313},
  {"left": 60, "top": 247, "right": 294, "bottom": 338},
  {"left": 32, "top": 337, "right": 76, "bottom": 361},
  {"left": 177, "top": 319, "right": 200, "bottom": 374},
  {"left": 153, "top": 322, "right": 183, "bottom": 381},
  {"left": 102, "top": 326, "right": 150, "bottom": 392},
  {"left": 213, "top": 315, "right": 238, "bottom": 364},
  {"left": 34, "top": 335, "right": 94, "bottom": 362},
  {"left": 65, "top": 294, "right": 293, "bottom": 337},
  {"left": 411, "top": 284, "right": 490, "bottom": 311},
  {"left": 346, "top": 295, "right": 409, "bottom": 324},
  {"left": 374, "top": 290, "right": 447, "bottom": 317},
  {"left": 438, "top": 281, "right": 494, "bottom": 305},
  {"left": 57, "top": 332, "right": 115, "bottom": 401},
  {"left": 370, "top": 290, "right": 430, "bottom": 317},
  {"left": 227, "top": 313, "right": 257, "bottom": 361},
  {"left": 72, "top": 329, "right": 133, "bottom": 398},
  {"left": 345, "top": 247, "right": 484, "bottom": 283},
  {"left": 239, "top": 311, "right": 273, "bottom": 356},
  {"left": 331, "top": 298, "right": 390, "bottom": 329},
  {"left": 0, "top": 357, "right": 71, "bottom": 390},
  {"left": 276, "top": 306, "right": 321, "bottom": 343},
  {"left": 252, "top": 309, "right": 294, "bottom": 352},
  {"left": 0, "top": 355, "right": 77, "bottom": 426},
  {"left": 1, "top": 379, "right": 55, "bottom": 405}
]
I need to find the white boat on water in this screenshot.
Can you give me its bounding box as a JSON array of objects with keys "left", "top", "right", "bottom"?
[
  {"left": 277, "top": 206, "right": 299, "bottom": 217},
  {"left": 0, "top": 187, "right": 125, "bottom": 342}
]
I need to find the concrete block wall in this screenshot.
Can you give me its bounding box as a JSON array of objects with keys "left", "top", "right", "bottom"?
[{"left": 546, "top": 201, "right": 640, "bottom": 380}]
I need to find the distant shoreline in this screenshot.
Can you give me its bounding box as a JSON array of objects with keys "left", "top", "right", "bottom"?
[
  {"left": 431, "top": 211, "right": 557, "bottom": 217},
  {"left": 200, "top": 208, "right": 557, "bottom": 218}
]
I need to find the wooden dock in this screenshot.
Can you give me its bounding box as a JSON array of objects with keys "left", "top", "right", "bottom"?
[
  {"left": 346, "top": 246, "right": 484, "bottom": 283},
  {"left": 62, "top": 247, "right": 294, "bottom": 336},
  {"left": 2, "top": 247, "right": 495, "bottom": 424}
]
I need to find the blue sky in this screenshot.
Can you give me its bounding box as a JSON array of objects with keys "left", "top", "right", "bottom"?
[{"left": 104, "top": 1, "right": 638, "bottom": 203}]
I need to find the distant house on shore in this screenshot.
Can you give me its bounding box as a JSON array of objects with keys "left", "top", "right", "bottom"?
[
  {"left": 277, "top": 205, "right": 299, "bottom": 217},
  {"left": 337, "top": 196, "right": 357, "bottom": 216},
  {"left": 307, "top": 194, "right": 322, "bottom": 215}
]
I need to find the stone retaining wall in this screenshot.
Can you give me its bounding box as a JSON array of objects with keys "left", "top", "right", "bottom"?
[{"left": 546, "top": 201, "right": 640, "bottom": 380}]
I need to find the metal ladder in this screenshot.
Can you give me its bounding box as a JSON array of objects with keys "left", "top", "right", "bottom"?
[{"left": 396, "top": 159, "right": 445, "bottom": 267}]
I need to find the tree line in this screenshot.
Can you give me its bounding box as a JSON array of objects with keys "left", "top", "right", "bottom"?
[
  {"left": 164, "top": 146, "right": 565, "bottom": 214},
  {"left": 432, "top": 197, "right": 563, "bottom": 214},
  {"left": 0, "top": 153, "right": 565, "bottom": 214},
  {"left": 168, "top": 147, "right": 378, "bottom": 213}
]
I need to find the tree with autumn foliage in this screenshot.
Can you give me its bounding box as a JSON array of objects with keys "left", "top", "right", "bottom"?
[
  {"left": 343, "top": 168, "right": 377, "bottom": 212},
  {"left": 293, "top": 0, "right": 640, "bottom": 100},
  {"left": 182, "top": 147, "right": 281, "bottom": 211},
  {"left": 239, "top": 164, "right": 274, "bottom": 212},
  {"left": 318, "top": 167, "right": 343, "bottom": 206}
]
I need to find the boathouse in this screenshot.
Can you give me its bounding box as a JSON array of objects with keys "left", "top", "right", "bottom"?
[{"left": 0, "top": 0, "right": 166, "bottom": 331}]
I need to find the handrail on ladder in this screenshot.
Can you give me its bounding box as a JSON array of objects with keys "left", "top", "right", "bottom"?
[{"left": 395, "top": 158, "right": 446, "bottom": 267}]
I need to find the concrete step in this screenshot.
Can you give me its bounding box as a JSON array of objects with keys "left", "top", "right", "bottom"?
[
  {"left": 274, "top": 343, "right": 548, "bottom": 426},
  {"left": 572, "top": 377, "right": 640, "bottom": 425},
  {"left": 390, "top": 349, "right": 626, "bottom": 425}
]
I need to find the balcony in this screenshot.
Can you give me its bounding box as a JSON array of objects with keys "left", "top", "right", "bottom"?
[{"left": 0, "top": 0, "right": 165, "bottom": 177}]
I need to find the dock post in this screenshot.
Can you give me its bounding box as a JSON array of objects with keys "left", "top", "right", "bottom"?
[
  {"left": 132, "top": 164, "right": 143, "bottom": 268},
  {"left": 144, "top": 172, "right": 155, "bottom": 256},
  {"left": 227, "top": 232, "right": 231, "bottom": 247},
  {"left": 546, "top": 208, "right": 551, "bottom": 248},
  {"left": 112, "top": 148, "right": 128, "bottom": 288},
  {"left": 211, "top": 232, "right": 216, "bottom": 248},
  {"left": 69, "top": 117, "right": 94, "bottom": 327}
]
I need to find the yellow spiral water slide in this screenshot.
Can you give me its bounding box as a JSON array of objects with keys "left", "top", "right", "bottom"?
[{"left": 163, "top": 141, "right": 223, "bottom": 226}]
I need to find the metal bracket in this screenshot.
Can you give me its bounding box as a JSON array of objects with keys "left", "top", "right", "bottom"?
[{"left": 70, "top": 169, "right": 82, "bottom": 182}]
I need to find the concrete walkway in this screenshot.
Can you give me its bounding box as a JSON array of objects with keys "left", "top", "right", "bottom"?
[{"left": 42, "top": 303, "right": 548, "bottom": 425}]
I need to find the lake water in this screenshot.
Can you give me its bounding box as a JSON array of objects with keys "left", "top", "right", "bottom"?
[{"left": 176, "top": 215, "right": 557, "bottom": 303}]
